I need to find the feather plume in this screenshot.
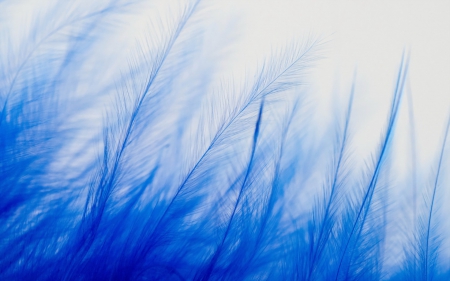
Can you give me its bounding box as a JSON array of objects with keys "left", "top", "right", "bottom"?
[{"left": 1, "top": 1, "right": 449, "bottom": 280}]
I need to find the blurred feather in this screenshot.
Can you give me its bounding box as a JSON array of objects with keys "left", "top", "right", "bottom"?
[{"left": 0, "top": 1, "right": 449, "bottom": 281}]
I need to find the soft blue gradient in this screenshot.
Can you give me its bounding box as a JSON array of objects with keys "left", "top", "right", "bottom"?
[{"left": 1, "top": 1, "right": 449, "bottom": 280}]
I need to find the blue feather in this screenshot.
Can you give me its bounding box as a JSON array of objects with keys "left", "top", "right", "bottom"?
[{"left": 1, "top": 1, "right": 449, "bottom": 280}]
